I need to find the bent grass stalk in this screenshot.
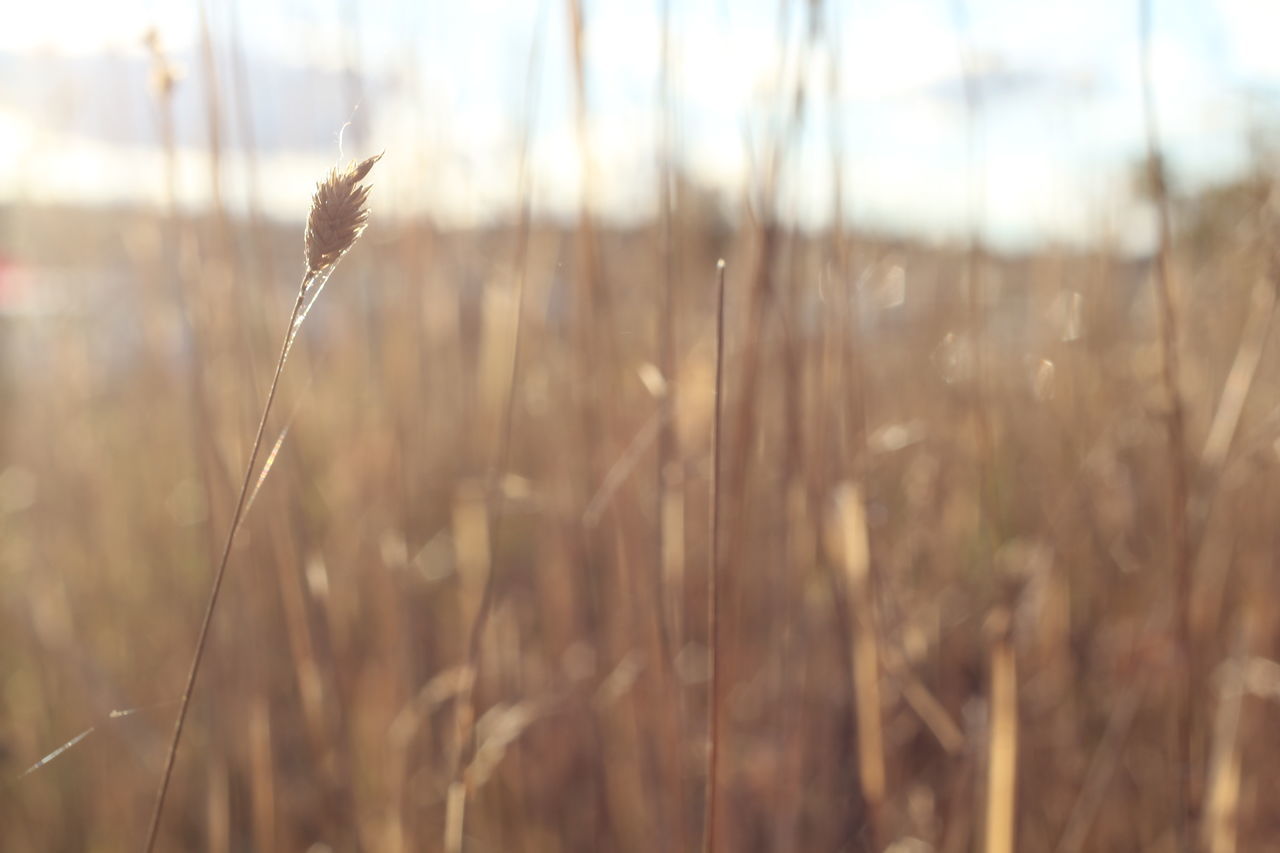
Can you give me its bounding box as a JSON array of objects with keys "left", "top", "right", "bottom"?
[{"left": 142, "top": 153, "right": 381, "bottom": 853}]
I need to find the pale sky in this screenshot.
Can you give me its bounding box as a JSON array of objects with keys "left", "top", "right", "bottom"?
[{"left": 2, "top": 0, "right": 1279, "bottom": 250}]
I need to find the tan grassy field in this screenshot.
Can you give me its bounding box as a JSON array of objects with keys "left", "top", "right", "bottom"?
[
  {"left": 6, "top": 167, "right": 1280, "bottom": 852},
  {"left": 4, "top": 7, "right": 1280, "bottom": 852}
]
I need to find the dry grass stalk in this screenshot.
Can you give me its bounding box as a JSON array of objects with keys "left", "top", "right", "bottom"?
[
  {"left": 142, "top": 152, "right": 379, "bottom": 853},
  {"left": 656, "top": 0, "right": 682, "bottom": 655},
  {"left": 882, "top": 649, "right": 966, "bottom": 756},
  {"left": 453, "top": 479, "right": 493, "bottom": 631},
  {"left": 834, "top": 483, "right": 886, "bottom": 844},
  {"left": 444, "top": 781, "right": 467, "bottom": 853},
  {"left": 703, "top": 259, "right": 727, "bottom": 853},
  {"left": 984, "top": 608, "right": 1018, "bottom": 853},
  {"left": 653, "top": 44, "right": 691, "bottom": 849},
  {"left": 207, "top": 758, "right": 230, "bottom": 853},
  {"left": 248, "top": 698, "right": 276, "bottom": 853},
  {"left": 1203, "top": 649, "right": 1244, "bottom": 853},
  {"left": 1139, "top": 0, "right": 1195, "bottom": 842},
  {"left": 661, "top": 483, "right": 685, "bottom": 644}
]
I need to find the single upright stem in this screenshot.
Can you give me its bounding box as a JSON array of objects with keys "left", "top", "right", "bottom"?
[
  {"left": 1138, "top": 0, "right": 1193, "bottom": 847},
  {"left": 652, "top": 2, "right": 689, "bottom": 845},
  {"left": 143, "top": 281, "right": 309, "bottom": 853},
  {"left": 985, "top": 611, "right": 1018, "bottom": 853},
  {"left": 704, "top": 260, "right": 727, "bottom": 853}
]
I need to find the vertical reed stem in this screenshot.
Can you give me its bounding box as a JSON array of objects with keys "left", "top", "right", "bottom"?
[
  {"left": 985, "top": 609, "right": 1018, "bottom": 853},
  {"left": 1138, "top": 2, "right": 1193, "bottom": 846},
  {"left": 703, "top": 260, "right": 727, "bottom": 853},
  {"left": 837, "top": 484, "right": 886, "bottom": 846}
]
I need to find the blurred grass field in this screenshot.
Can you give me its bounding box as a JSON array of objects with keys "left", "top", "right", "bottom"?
[{"left": 6, "top": 2, "right": 1280, "bottom": 852}]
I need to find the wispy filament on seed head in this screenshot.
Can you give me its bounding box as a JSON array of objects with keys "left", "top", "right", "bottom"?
[{"left": 304, "top": 152, "right": 382, "bottom": 274}]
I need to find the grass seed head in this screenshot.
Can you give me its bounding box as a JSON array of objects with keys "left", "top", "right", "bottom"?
[{"left": 305, "top": 152, "right": 382, "bottom": 274}]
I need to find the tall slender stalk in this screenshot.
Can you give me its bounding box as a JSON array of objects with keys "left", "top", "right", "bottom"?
[
  {"left": 704, "top": 259, "right": 727, "bottom": 853},
  {"left": 985, "top": 609, "right": 1018, "bottom": 853},
  {"left": 1138, "top": 2, "right": 1193, "bottom": 847},
  {"left": 652, "top": 2, "right": 689, "bottom": 844},
  {"left": 143, "top": 154, "right": 380, "bottom": 853},
  {"left": 837, "top": 485, "right": 885, "bottom": 847}
]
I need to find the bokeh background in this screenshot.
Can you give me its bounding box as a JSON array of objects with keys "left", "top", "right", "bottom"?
[{"left": 5, "top": 1, "right": 1280, "bottom": 851}]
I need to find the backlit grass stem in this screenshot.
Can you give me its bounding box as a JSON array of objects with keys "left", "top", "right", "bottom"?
[{"left": 142, "top": 153, "right": 380, "bottom": 853}]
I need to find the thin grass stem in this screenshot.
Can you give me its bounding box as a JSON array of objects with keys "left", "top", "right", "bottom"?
[
  {"left": 142, "top": 283, "right": 307, "bottom": 853},
  {"left": 703, "top": 259, "right": 726, "bottom": 853}
]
